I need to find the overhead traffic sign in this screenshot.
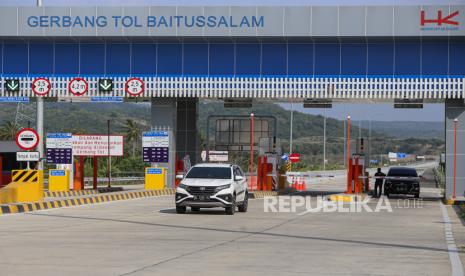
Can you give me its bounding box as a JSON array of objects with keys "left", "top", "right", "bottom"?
[
  {"left": 68, "top": 78, "right": 88, "bottom": 96},
  {"left": 0, "top": 97, "right": 29, "bottom": 103},
  {"left": 16, "top": 151, "right": 40, "bottom": 162},
  {"left": 289, "top": 153, "right": 300, "bottom": 163},
  {"left": 16, "top": 128, "right": 40, "bottom": 150},
  {"left": 91, "top": 96, "right": 123, "bottom": 102},
  {"left": 5, "top": 79, "right": 20, "bottom": 92},
  {"left": 125, "top": 78, "right": 144, "bottom": 96},
  {"left": 99, "top": 79, "right": 113, "bottom": 92},
  {"left": 32, "top": 77, "right": 51, "bottom": 96}
]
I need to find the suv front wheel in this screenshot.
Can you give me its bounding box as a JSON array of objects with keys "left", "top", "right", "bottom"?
[
  {"left": 225, "top": 195, "right": 236, "bottom": 215},
  {"left": 238, "top": 193, "right": 248, "bottom": 212},
  {"left": 176, "top": 205, "right": 186, "bottom": 214}
]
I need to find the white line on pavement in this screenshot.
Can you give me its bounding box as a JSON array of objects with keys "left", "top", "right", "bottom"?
[{"left": 440, "top": 202, "right": 464, "bottom": 276}]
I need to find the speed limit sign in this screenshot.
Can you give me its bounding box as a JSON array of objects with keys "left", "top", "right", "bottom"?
[
  {"left": 32, "top": 78, "right": 51, "bottom": 96},
  {"left": 125, "top": 78, "right": 145, "bottom": 96},
  {"left": 68, "top": 78, "right": 88, "bottom": 96}
]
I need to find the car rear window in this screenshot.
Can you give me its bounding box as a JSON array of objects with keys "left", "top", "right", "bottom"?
[
  {"left": 387, "top": 168, "right": 418, "bottom": 177},
  {"left": 186, "top": 167, "right": 231, "bottom": 179}
]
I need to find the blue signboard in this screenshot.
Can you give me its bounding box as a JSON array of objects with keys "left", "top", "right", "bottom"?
[
  {"left": 91, "top": 96, "right": 123, "bottom": 103},
  {"left": 397, "top": 153, "right": 407, "bottom": 159},
  {"left": 50, "top": 170, "right": 66, "bottom": 176},
  {"left": 0, "top": 97, "right": 29, "bottom": 103},
  {"left": 147, "top": 168, "right": 163, "bottom": 175}
]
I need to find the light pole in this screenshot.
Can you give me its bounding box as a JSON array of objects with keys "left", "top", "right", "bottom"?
[
  {"left": 453, "top": 118, "right": 458, "bottom": 199},
  {"left": 36, "top": 1, "right": 44, "bottom": 171},
  {"left": 289, "top": 101, "right": 294, "bottom": 155},
  {"left": 323, "top": 108, "right": 326, "bottom": 171}
]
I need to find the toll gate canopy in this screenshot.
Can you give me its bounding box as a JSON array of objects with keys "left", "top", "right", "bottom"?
[{"left": 0, "top": 4, "right": 464, "bottom": 197}]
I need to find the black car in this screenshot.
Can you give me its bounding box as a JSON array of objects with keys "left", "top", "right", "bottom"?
[{"left": 384, "top": 167, "right": 420, "bottom": 198}]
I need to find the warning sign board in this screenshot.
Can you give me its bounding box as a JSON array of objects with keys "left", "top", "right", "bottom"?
[
  {"left": 32, "top": 78, "right": 51, "bottom": 96},
  {"left": 72, "top": 135, "right": 124, "bottom": 156},
  {"left": 125, "top": 78, "right": 144, "bottom": 96},
  {"left": 68, "top": 78, "right": 88, "bottom": 96}
]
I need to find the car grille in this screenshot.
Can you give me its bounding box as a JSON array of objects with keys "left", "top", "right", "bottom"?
[{"left": 187, "top": 186, "right": 216, "bottom": 196}]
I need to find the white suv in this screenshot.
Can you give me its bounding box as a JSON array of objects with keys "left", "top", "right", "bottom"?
[{"left": 175, "top": 163, "right": 248, "bottom": 215}]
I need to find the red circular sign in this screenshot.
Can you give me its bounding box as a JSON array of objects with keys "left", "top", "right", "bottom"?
[
  {"left": 289, "top": 153, "right": 300, "bottom": 163},
  {"left": 125, "top": 78, "right": 145, "bottom": 96},
  {"left": 32, "top": 78, "right": 51, "bottom": 96},
  {"left": 15, "top": 128, "right": 40, "bottom": 151},
  {"left": 68, "top": 78, "right": 88, "bottom": 96}
]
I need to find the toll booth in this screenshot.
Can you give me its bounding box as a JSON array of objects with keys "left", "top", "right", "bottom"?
[
  {"left": 346, "top": 154, "right": 367, "bottom": 194},
  {"left": 257, "top": 154, "right": 279, "bottom": 191},
  {"left": 0, "top": 141, "right": 32, "bottom": 188}
]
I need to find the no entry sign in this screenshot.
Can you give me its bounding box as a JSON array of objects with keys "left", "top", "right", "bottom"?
[
  {"left": 16, "top": 128, "right": 40, "bottom": 150},
  {"left": 289, "top": 153, "right": 300, "bottom": 163},
  {"left": 32, "top": 78, "right": 51, "bottom": 96},
  {"left": 68, "top": 78, "right": 88, "bottom": 96},
  {"left": 125, "top": 78, "right": 144, "bottom": 96}
]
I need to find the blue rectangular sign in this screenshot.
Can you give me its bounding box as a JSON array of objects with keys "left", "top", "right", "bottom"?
[
  {"left": 0, "top": 97, "right": 29, "bottom": 103},
  {"left": 91, "top": 96, "right": 124, "bottom": 103},
  {"left": 51, "top": 170, "right": 66, "bottom": 176},
  {"left": 46, "top": 133, "right": 72, "bottom": 139},
  {"left": 147, "top": 168, "right": 163, "bottom": 175},
  {"left": 143, "top": 131, "right": 169, "bottom": 137}
]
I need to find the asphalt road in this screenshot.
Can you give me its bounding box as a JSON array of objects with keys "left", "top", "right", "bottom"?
[{"left": 0, "top": 185, "right": 463, "bottom": 276}]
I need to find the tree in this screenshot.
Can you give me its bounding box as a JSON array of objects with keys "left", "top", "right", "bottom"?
[
  {"left": 123, "top": 119, "right": 141, "bottom": 158},
  {"left": 0, "top": 121, "right": 19, "bottom": 141}
]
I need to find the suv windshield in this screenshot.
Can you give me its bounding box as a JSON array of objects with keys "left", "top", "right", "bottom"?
[
  {"left": 387, "top": 168, "right": 418, "bottom": 177},
  {"left": 186, "top": 167, "right": 231, "bottom": 179}
]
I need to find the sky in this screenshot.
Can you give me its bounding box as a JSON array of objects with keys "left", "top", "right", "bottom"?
[
  {"left": 279, "top": 103, "right": 445, "bottom": 122},
  {"left": 2, "top": 0, "right": 464, "bottom": 6}
]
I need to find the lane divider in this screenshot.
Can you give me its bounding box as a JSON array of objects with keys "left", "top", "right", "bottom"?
[{"left": 0, "top": 189, "right": 176, "bottom": 216}]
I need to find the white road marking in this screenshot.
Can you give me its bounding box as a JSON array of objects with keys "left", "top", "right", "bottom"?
[{"left": 440, "top": 202, "right": 464, "bottom": 276}]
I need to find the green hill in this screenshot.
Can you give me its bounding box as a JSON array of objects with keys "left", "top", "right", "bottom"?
[{"left": 0, "top": 101, "right": 443, "bottom": 170}]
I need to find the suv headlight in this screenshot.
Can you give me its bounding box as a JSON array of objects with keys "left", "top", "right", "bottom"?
[
  {"left": 214, "top": 184, "right": 231, "bottom": 193},
  {"left": 178, "top": 184, "right": 188, "bottom": 190}
]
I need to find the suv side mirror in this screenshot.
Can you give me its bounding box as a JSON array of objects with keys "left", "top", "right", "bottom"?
[
  {"left": 234, "top": 175, "right": 244, "bottom": 181},
  {"left": 175, "top": 174, "right": 184, "bottom": 180}
]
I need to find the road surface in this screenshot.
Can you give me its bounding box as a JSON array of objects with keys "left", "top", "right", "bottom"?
[{"left": 0, "top": 183, "right": 463, "bottom": 276}]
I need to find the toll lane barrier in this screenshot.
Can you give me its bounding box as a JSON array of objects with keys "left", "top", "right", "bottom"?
[
  {"left": 0, "top": 170, "right": 44, "bottom": 204},
  {"left": 0, "top": 188, "right": 176, "bottom": 215},
  {"left": 250, "top": 191, "right": 279, "bottom": 199}
]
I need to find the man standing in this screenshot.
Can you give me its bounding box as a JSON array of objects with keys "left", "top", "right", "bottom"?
[{"left": 374, "top": 168, "right": 386, "bottom": 198}]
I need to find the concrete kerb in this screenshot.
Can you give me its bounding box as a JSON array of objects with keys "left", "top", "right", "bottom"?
[{"left": 0, "top": 189, "right": 176, "bottom": 215}]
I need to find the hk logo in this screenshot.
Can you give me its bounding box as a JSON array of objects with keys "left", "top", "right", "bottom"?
[{"left": 420, "top": 10, "right": 459, "bottom": 26}]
